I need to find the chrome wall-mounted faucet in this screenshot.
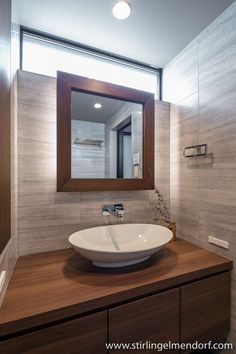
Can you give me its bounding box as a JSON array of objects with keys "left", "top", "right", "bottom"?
[{"left": 102, "top": 204, "right": 124, "bottom": 222}]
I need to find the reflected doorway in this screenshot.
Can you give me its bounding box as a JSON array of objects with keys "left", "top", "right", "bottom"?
[{"left": 117, "top": 121, "right": 132, "bottom": 178}]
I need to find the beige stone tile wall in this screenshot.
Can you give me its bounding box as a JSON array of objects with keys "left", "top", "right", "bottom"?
[{"left": 164, "top": 2, "right": 236, "bottom": 349}]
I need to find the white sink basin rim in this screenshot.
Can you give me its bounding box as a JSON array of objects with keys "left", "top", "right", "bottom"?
[{"left": 69, "top": 223, "right": 172, "bottom": 268}]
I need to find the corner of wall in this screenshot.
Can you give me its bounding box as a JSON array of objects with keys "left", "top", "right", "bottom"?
[{"left": 0, "top": 1, "right": 19, "bottom": 307}]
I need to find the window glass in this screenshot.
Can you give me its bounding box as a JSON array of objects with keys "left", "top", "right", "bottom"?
[{"left": 22, "top": 33, "right": 159, "bottom": 98}]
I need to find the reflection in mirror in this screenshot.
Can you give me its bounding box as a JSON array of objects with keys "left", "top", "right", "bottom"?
[{"left": 71, "top": 90, "right": 143, "bottom": 179}]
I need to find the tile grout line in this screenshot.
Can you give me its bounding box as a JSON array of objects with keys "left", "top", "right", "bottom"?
[{"left": 197, "top": 35, "right": 200, "bottom": 247}]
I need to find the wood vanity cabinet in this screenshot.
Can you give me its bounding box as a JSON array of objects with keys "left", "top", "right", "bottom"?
[
  {"left": 181, "top": 271, "right": 231, "bottom": 353},
  {"left": 0, "top": 312, "right": 107, "bottom": 354},
  {"left": 109, "top": 288, "right": 180, "bottom": 353},
  {"left": 0, "top": 289, "right": 179, "bottom": 354},
  {"left": 0, "top": 272, "right": 231, "bottom": 354},
  {"left": 0, "top": 244, "right": 232, "bottom": 354}
]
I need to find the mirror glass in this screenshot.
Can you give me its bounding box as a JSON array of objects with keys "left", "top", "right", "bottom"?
[{"left": 71, "top": 90, "right": 143, "bottom": 179}]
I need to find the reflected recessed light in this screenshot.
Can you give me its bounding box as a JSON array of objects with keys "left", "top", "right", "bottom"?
[
  {"left": 94, "top": 103, "right": 102, "bottom": 109},
  {"left": 112, "top": 1, "right": 131, "bottom": 20}
]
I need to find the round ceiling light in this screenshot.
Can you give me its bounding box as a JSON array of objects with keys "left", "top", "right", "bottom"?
[
  {"left": 112, "top": 1, "right": 131, "bottom": 20},
  {"left": 94, "top": 103, "right": 102, "bottom": 109}
]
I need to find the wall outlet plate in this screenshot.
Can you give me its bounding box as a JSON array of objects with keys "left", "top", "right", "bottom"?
[
  {"left": 0, "top": 270, "right": 7, "bottom": 294},
  {"left": 208, "top": 236, "right": 229, "bottom": 250},
  {"left": 132, "top": 152, "right": 140, "bottom": 165}
]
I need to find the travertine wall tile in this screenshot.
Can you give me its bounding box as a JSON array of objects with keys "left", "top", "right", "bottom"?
[
  {"left": 163, "top": 38, "right": 198, "bottom": 104},
  {"left": 164, "top": 2, "right": 236, "bottom": 350},
  {"left": 170, "top": 93, "right": 199, "bottom": 244},
  {"left": 155, "top": 101, "right": 170, "bottom": 206}
]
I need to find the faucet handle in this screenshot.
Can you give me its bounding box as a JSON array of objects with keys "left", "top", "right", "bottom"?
[
  {"left": 114, "top": 204, "right": 124, "bottom": 211},
  {"left": 101, "top": 204, "right": 124, "bottom": 216},
  {"left": 114, "top": 204, "right": 124, "bottom": 217}
]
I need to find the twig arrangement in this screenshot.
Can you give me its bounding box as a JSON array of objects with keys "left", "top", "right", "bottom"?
[
  {"left": 150, "top": 186, "right": 176, "bottom": 241},
  {"left": 150, "top": 186, "right": 171, "bottom": 225}
]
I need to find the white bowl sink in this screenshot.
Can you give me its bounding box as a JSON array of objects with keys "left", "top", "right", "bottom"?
[{"left": 69, "top": 224, "right": 173, "bottom": 268}]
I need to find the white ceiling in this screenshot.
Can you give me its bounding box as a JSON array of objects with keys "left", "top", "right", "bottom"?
[
  {"left": 14, "top": 0, "right": 234, "bottom": 67},
  {"left": 71, "top": 91, "right": 129, "bottom": 123}
]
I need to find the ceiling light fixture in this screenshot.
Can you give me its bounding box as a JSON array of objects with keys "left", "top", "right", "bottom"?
[
  {"left": 94, "top": 103, "right": 102, "bottom": 109},
  {"left": 112, "top": 1, "right": 131, "bottom": 20}
]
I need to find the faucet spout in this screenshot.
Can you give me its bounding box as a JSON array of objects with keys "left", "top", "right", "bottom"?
[
  {"left": 102, "top": 204, "right": 124, "bottom": 222},
  {"left": 105, "top": 208, "right": 122, "bottom": 219}
]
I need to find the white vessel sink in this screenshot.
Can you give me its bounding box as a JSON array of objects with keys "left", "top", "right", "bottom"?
[{"left": 69, "top": 223, "right": 173, "bottom": 268}]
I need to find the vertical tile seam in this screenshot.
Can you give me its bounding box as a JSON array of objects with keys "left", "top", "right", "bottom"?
[
  {"left": 168, "top": 102, "right": 171, "bottom": 218},
  {"left": 197, "top": 35, "right": 200, "bottom": 146},
  {"left": 16, "top": 74, "right": 20, "bottom": 257},
  {"left": 197, "top": 35, "right": 200, "bottom": 247}
]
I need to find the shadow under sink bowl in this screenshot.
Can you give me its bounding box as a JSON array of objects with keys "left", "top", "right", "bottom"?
[{"left": 68, "top": 223, "right": 173, "bottom": 268}]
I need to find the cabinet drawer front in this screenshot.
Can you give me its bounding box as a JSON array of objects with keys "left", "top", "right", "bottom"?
[
  {"left": 109, "top": 288, "right": 179, "bottom": 353},
  {"left": 0, "top": 311, "right": 107, "bottom": 354},
  {"left": 181, "top": 271, "right": 230, "bottom": 344}
]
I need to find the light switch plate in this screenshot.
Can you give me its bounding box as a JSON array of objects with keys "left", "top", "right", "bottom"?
[
  {"left": 0, "top": 270, "right": 7, "bottom": 294},
  {"left": 132, "top": 152, "right": 140, "bottom": 165},
  {"left": 208, "top": 236, "right": 229, "bottom": 250}
]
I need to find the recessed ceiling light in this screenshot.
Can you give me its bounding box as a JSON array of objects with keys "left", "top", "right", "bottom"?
[
  {"left": 94, "top": 103, "right": 102, "bottom": 109},
  {"left": 112, "top": 1, "right": 131, "bottom": 20}
]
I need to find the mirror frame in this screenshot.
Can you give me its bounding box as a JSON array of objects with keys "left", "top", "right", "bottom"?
[{"left": 57, "top": 71, "right": 154, "bottom": 191}]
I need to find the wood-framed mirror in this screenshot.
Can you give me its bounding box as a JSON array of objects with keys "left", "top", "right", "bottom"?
[{"left": 57, "top": 71, "right": 154, "bottom": 191}]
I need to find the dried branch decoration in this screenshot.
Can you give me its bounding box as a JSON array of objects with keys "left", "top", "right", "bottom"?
[{"left": 151, "top": 185, "right": 171, "bottom": 225}]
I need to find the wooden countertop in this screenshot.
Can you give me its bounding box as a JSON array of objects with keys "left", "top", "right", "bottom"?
[{"left": 0, "top": 240, "right": 232, "bottom": 337}]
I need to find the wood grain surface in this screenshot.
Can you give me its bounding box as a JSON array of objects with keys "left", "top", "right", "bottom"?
[
  {"left": 0, "top": 311, "right": 107, "bottom": 354},
  {"left": 109, "top": 288, "right": 179, "bottom": 353},
  {"left": 0, "top": 240, "right": 232, "bottom": 337},
  {"left": 181, "top": 271, "right": 231, "bottom": 344}
]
